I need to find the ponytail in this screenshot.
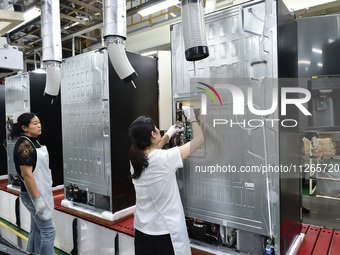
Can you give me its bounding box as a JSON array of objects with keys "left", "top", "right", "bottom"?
[
  {"left": 9, "top": 123, "right": 21, "bottom": 140},
  {"left": 128, "top": 116, "right": 156, "bottom": 179},
  {"left": 129, "top": 144, "right": 148, "bottom": 179}
]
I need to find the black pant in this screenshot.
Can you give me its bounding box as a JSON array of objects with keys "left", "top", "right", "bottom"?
[{"left": 134, "top": 229, "right": 175, "bottom": 255}]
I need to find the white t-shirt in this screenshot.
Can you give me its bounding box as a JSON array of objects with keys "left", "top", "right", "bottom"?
[{"left": 131, "top": 147, "right": 184, "bottom": 235}]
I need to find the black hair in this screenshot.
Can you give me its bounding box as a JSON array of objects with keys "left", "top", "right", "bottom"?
[
  {"left": 10, "top": 113, "right": 37, "bottom": 140},
  {"left": 128, "top": 116, "right": 156, "bottom": 179}
]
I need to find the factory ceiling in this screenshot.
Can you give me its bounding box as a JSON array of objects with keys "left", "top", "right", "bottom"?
[
  {"left": 2, "top": 0, "right": 101, "bottom": 59},
  {"left": 1, "top": 0, "right": 340, "bottom": 66},
  {"left": 1, "top": 0, "right": 176, "bottom": 62}
]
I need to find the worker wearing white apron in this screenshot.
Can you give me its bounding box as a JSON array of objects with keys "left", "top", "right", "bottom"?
[
  {"left": 11, "top": 113, "right": 56, "bottom": 255},
  {"left": 23, "top": 137, "right": 54, "bottom": 220},
  {"left": 129, "top": 106, "right": 204, "bottom": 255}
]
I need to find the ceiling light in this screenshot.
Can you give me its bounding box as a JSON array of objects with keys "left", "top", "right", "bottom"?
[
  {"left": 298, "top": 60, "right": 311, "bottom": 65},
  {"left": 141, "top": 50, "right": 157, "bottom": 56},
  {"left": 312, "top": 48, "right": 322, "bottom": 54},
  {"left": 32, "top": 68, "right": 46, "bottom": 73},
  {"left": 7, "top": 6, "right": 41, "bottom": 33},
  {"left": 63, "top": 22, "right": 80, "bottom": 30},
  {"left": 24, "top": 7, "right": 41, "bottom": 21},
  {"left": 75, "top": 15, "right": 89, "bottom": 21},
  {"left": 138, "top": 0, "right": 180, "bottom": 16}
]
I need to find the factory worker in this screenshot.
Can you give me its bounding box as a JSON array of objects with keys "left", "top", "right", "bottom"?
[
  {"left": 129, "top": 106, "right": 204, "bottom": 255},
  {"left": 11, "top": 113, "right": 56, "bottom": 255}
]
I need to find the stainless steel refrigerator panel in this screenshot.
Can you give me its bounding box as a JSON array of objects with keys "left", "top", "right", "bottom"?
[
  {"left": 4, "top": 72, "right": 64, "bottom": 187},
  {"left": 178, "top": 82, "right": 280, "bottom": 237},
  {"left": 5, "top": 73, "right": 31, "bottom": 181},
  {"left": 61, "top": 50, "right": 112, "bottom": 197},
  {"left": 172, "top": 0, "right": 281, "bottom": 238},
  {"left": 171, "top": 1, "right": 277, "bottom": 96}
]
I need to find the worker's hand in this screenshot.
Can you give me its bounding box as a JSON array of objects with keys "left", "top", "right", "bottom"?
[
  {"left": 33, "top": 196, "right": 46, "bottom": 215},
  {"left": 165, "top": 124, "right": 184, "bottom": 139},
  {"left": 182, "top": 106, "right": 196, "bottom": 122}
]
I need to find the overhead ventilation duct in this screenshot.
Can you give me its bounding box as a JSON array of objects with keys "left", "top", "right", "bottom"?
[
  {"left": 41, "top": 0, "right": 62, "bottom": 101},
  {"left": 103, "top": 0, "right": 137, "bottom": 86},
  {"left": 181, "top": 0, "right": 209, "bottom": 61},
  {"left": 205, "top": 0, "right": 216, "bottom": 14}
]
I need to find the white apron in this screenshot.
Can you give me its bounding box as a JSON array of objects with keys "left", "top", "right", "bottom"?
[
  {"left": 144, "top": 170, "right": 191, "bottom": 255},
  {"left": 162, "top": 188, "right": 191, "bottom": 255},
  {"left": 24, "top": 137, "right": 54, "bottom": 220}
]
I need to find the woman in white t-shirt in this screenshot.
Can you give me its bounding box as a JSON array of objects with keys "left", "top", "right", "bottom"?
[{"left": 128, "top": 106, "right": 204, "bottom": 255}]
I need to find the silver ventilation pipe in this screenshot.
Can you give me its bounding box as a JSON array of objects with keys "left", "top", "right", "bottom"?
[
  {"left": 181, "top": 0, "right": 209, "bottom": 61},
  {"left": 103, "top": 0, "right": 137, "bottom": 86},
  {"left": 205, "top": 0, "right": 216, "bottom": 14},
  {"left": 41, "top": 0, "right": 62, "bottom": 100}
]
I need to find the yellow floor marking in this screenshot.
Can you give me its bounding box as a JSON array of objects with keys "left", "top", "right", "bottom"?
[{"left": 0, "top": 220, "right": 28, "bottom": 241}]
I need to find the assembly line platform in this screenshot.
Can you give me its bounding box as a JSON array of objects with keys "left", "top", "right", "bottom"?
[{"left": 1, "top": 179, "right": 340, "bottom": 255}]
